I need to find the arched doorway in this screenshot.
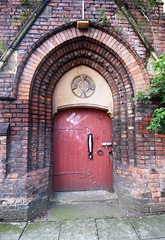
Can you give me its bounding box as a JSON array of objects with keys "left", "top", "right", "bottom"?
[
  {"left": 52, "top": 66, "right": 113, "bottom": 191},
  {"left": 17, "top": 22, "right": 149, "bottom": 215}
]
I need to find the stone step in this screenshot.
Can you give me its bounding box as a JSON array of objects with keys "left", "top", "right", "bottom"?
[{"left": 50, "top": 190, "right": 119, "bottom": 205}]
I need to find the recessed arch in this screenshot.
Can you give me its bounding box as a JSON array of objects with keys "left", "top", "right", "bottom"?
[
  {"left": 27, "top": 43, "right": 135, "bottom": 171},
  {"left": 15, "top": 23, "right": 148, "bottom": 179}
]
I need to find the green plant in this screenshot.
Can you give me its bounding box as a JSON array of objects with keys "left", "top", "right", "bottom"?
[
  {"left": 29, "top": 0, "right": 39, "bottom": 8},
  {"left": 147, "top": 0, "right": 157, "bottom": 7},
  {"left": 20, "top": 0, "right": 38, "bottom": 6},
  {"left": 130, "top": 54, "right": 165, "bottom": 133},
  {"left": 148, "top": 107, "right": 165, "bottom": 133},
  {"left": 98, "top": 7, "right": 109, "bottom": 26},
  {"left": 18, "top": 8, "right": 30, "bottom": 25},
  {"left": 130, "top": 91, "right": 151, "bottom": 104},
  {"left": 0, "top": 34, "right": 6, "bottom": 54},
  {"left": 62, "top": 14, "right": 70, "bottom": 24},
  {"left": 151, "top": 168, "right": 157, "bottom": 172},
  {"left": 7, "top": 8, "right": 30, "bottom": 28},
  {"left": 7, "top": 19, "right": 19, "bottom": 28},
  {"left": 7, "top": 0, "right": 39, "bottom": 29},
  {"left": 20, "top": 0, "right": 29, "bottom": 4},
  {"left": 132, "top": 0, "right": 157, "bottom": 11},
  {"left": 114, "top": 26, "right": 123, "bottom": 34}
]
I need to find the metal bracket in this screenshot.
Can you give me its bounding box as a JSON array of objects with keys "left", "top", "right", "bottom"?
[{"left": 101, "top": 142, "right": 112, "bottom": 147}]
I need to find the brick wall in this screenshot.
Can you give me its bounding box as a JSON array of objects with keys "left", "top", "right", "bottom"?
[
  {"left": 0, "top": 0, "right": 165, "bottom": 220},
  {"left": 1, "top": 0, "right": 164, "bottom": 59}
]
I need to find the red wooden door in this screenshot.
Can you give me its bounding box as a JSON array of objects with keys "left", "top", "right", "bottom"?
[{"left": 53, "top": 108, "right": 113, "bottom": 191}]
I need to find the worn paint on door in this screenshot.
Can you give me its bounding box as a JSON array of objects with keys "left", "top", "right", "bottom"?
[{"left": 53, "top": 108, "right": 113, "bottom": 191}]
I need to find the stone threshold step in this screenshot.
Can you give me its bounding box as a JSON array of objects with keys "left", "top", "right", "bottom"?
[{"left": 50, "top": 190, "right": 118, "bottom": 204}]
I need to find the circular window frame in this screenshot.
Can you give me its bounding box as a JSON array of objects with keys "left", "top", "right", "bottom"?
[{"left": 71, "top": 74, "right": 95, "bottom": 98}]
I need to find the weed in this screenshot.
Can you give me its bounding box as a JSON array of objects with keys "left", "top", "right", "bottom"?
[
  {"left": 130, "top": 54, "right": 165, "bottom": 133},
  {"left": 0, "top": 34, "right": 6, "bottom": 54},
  {"left": 18, "top": 8, "right": 30, "bottom": 25},
  {"left": 62, "top": 14, "right": 70, "bottom": 24},
  {"left": 98, "top": 7, "right": 109, "bottom": 26}
]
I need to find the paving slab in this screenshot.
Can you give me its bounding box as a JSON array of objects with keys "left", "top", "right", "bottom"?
[
  {"left": 160, "top": 214, "right": 165, "bottom": 222},
  {"left": 130, "top": 215, "right": 165, "bottom": 239},
  {"left": 20, "top": 222, "right": 61, "bottom": 240},
  {"left": 0, "top": 222, "right": 26, "bottom": 240},
  {"left": 47, "top": 202, "right": 129, "bottom": 221},
  {"left": 59, "top": 219, "right": 98, "bottom": 240},
  {"left": 96, "top": 218, "right": 138, "bottom": 240}
]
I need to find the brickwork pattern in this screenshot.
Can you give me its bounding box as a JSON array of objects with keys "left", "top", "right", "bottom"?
[
  {"left": 1, "top": 0, "right": 164, "bottom": 97},
  {"left": 0, "top": 0, "right": 165, "bottom": 219}
]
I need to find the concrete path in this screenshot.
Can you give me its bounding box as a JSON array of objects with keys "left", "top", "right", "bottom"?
[{"left": 0, "top": 191, "right": 165, "bottom": 240}]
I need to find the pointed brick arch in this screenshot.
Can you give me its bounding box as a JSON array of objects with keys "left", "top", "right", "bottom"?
[
  {"left": 15, "top": 22, "right": 149, "bottom": 182},
  {"left": 17, "top": 23, "right": 149, "bottom": 100}
]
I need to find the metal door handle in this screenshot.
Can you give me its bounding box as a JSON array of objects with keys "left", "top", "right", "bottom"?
[{"left": 88, "top": 133, "right": 93, "bottom": 160}]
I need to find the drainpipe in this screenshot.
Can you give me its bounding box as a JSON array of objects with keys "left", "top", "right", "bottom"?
[
  {"left": 0, "top": 0, "right": 50, "bottom": 71},
  {"left": 114, "top": 0, "right": 159, "bottom": 61}
]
